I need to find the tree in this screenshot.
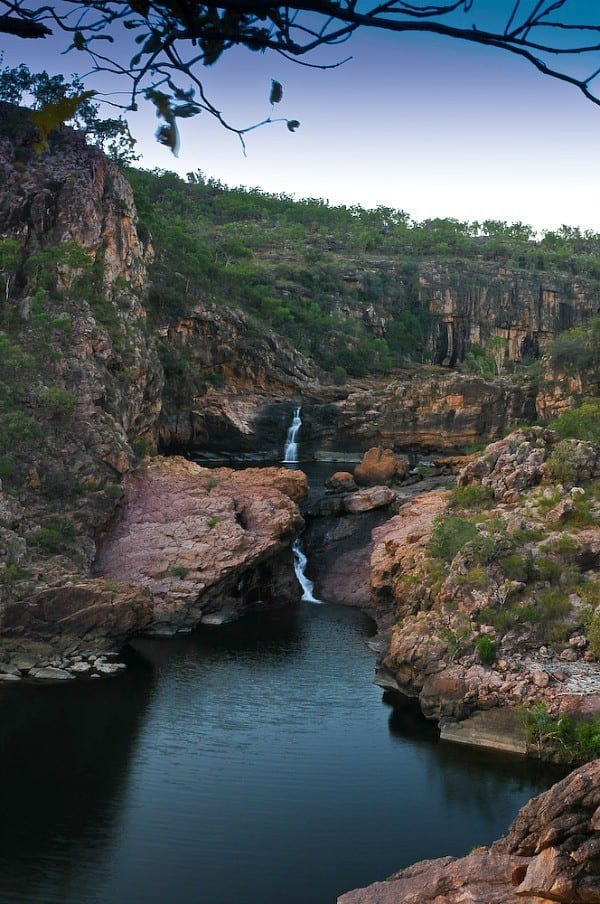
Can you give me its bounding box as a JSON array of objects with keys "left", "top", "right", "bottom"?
[
  {"left": 0, "top": 65, "right": 138, "bottom": 163},
  {"left": 2, "top": 2, "right": 600, "bottom": 149}
]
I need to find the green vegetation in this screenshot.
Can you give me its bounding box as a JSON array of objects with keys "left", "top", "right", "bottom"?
[
  {"left": 170, "top": 565, "right": 188, "bottom": 579},
  {"left": 125, "top": 167, "right": 600, "bottom": 379},
  {"left": 448, "top": 484, "right": 494, "bottom": 511},
  {"left": 475, "top": 635, "right": 497, "bottom": 665},
  {"left": 526, "top": 704, "right": 600, "bottom": 762},
  {"left": 0, "top": 65, "right": 137, "bottom": 164},
  {"left": 549, "top": 400, "right": 600, "bottom": 445},
  {"left": 429, "top": 516, "right": 479, "bottom": 563}
]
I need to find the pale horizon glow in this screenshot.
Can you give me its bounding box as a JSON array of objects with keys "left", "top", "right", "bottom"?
[{"left": 3, "top": 24, "right": 600, "bottom": 233}]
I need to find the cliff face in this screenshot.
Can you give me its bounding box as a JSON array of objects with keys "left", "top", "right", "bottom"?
[
  {"left": 304, "top": 372, "right": 536, "bottom": 454},
  {"left": 0, "top": 113, "right": 162, "bottom": 629},
  {"left": 157, "top": 302, "right": 322, "bottom": 453},
  {"left": 419, "top": 261, "right": 597, "bottom": 365}
]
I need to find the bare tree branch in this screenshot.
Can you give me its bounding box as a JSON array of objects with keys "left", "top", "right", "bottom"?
[{"left": 3, "top": 0, "right": 600, "bottom": 146}]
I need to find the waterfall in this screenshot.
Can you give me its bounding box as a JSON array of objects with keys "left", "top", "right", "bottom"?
[
  {"left": 283, "top": 406, "right": 302, "bottom": 463},
  {"left": 292, "top": 539, "right": 323, "bottom": 604}
]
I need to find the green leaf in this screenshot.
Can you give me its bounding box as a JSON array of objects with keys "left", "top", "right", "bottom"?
[
  {"left": 270, "top": 79, "right": 283, "bottom": 104},
  {"left": 286, "top": 119, "right": 300, "bottom": 132}
]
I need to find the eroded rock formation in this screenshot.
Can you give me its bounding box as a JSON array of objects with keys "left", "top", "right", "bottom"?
[
  {"left": 338, "top": 759, "right": 600, "bottom": 903},
  {"left": 94, "top": 457, "right": 306, "bottom": 633}
]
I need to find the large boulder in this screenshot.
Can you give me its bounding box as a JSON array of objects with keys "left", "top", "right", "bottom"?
[
  {"left": 94, "top": 456, "right": 307, "bottom": 634},
  {"left": 354, "top": 447, "right": 407, "bottom": 486}
]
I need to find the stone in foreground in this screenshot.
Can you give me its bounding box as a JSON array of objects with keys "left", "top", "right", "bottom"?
[{"left": 338, "top": 760, "right": 600, "bottom": 903}]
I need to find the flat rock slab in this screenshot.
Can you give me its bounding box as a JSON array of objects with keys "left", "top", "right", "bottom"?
[
  {"left": 28, "top": 667, "right": 74, "bottom": 681},
  {"left": 440, "top": 708, "right": 527, "bottom": 755}
]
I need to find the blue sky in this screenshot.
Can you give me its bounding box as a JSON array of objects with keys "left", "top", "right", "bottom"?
[{"left": 3, "top": 4, "right": 600, "bottom": 232}]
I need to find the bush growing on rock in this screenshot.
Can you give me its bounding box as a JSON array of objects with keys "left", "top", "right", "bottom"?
[
  {"left": 549, "top": 400, "right": 600, "bottom": 444},
  {"left": 448, "top": 484, "right": 494, "bottom": 510},
  {"left": 526, "top": 704, "right": 600, "bottom": 761},
  {"left": 475, "top": 635, "right": 497, "bottom": 665},
  {"left": 429, "top": 516, "right": 479, "bottom": 563}
]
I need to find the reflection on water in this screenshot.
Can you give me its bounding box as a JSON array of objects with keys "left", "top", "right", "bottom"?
[{"left": 0, "top": 604, "right": 564, "bottom": 904}]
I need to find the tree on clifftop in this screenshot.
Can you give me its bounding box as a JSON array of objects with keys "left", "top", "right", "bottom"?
[{"left": 3, "top": 1, "right": 600, "bottom": 148}]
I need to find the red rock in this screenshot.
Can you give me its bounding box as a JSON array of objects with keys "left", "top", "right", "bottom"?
[
  {"left": 93, "top": 457, "right": 306, "bottom": 633},
  {"left": 354, "top": 447, "right": 407, "bottom": 486},
  {"left": 326, "top": 471, "right": 358, "bottom": 492},
  {"left": 339, "top": 760, "right": 600, "bottom": 903},
  {"left": 343, "top": 486, "right": 396, "bottom": 514}
]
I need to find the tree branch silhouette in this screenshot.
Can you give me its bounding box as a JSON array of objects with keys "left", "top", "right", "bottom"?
[{"left": 3, "top": 1, "right": 600, "bottom": 147}]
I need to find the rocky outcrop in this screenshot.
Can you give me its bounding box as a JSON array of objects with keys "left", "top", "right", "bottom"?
[
  {"left": 303, "top": 372, "right": 536, "bottom": 455},
  {"left": 0, "top": 113, "right": 162, "bottom": 618},
  {"left": 338, "top": 759, "right": 600, "bottom": 903},
  {"left": 94, "top": 456, "right": 306, "bottom": 633},
  {"left": 370, "top": 430, "right": 600, "bottom": 738},
  {"left": 458, "top": 427, "right": 600, "bottom": 503}
]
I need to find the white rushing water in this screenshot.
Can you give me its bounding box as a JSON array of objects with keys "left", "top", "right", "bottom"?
[
  {"left": 283, "top": 406, "right": 302, "bottom": 463},
  {"left": 292, "top": 539, "right": 323, "bottom": 604}
]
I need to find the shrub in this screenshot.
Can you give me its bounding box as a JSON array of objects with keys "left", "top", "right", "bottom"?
[
  {"left": 331, "top": 365, "right": 347, "bottom": 385},
  {"left": 475, "top": 635, "right": 497, "bottom": 665},
  {"left": 429, "top": 516, "right": 479, "bottom": 562},
  {"left": 39, "top": 386, "right": 76, "bottom": 426},
  {"left": 549, "top": 399, "right": 600, "bottom": 444},
  {"left": 538, "top": 588, "right": 571, "bottom": 619},
  {"left": 583, "top": 606, "right": 600, "bottom": 657},
  {"left": 448, "top": 484, "right": 494, "bottom": 510},
  {"left": 459, "top": 565, "right": 489, "bottom": 589},
  {"left": 206, "top": 516, "right": 219, "bottom": 529},
  {"left": 526, "top": 704, "right": 600, "bottom": 762},
  {"left": 535, "top": 556, "right": 562, "bottom": 584},
  {"left": 500, "top": 553, "right": 533, "bottom": 582},
  {"left": 170, "top": 565, "right": 187, "bottom": 579}
]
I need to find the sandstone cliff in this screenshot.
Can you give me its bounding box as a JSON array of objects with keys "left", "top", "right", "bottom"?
[{"left": 420, "top": 260, "right": 597, "bottom": 365}]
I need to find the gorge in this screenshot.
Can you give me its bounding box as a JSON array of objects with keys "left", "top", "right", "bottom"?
[{"left": 0, "top": 112, "right": 599, "bottom": 903}]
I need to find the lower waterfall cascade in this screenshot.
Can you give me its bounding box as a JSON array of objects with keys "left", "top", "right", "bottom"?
[{"left": 292, "top": 538, "right": 323, "bottom": 604}]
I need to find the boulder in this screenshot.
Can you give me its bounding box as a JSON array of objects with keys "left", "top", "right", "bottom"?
[
  {"left": 326, "top": 471, "right": 358, "bottom": 493},
  {"left": 343, "top": 486, "right": 396, "bottom": 514},
  {"left": 339, "top": 759, "right": 600, "bottom": 903},
  {"left": 354, "top": 447, "right": 407, "bottom": 486}
]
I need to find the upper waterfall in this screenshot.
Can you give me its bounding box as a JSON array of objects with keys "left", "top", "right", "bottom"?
[{"left": 283, "top": 406, "right": 302, "bottom": 463}]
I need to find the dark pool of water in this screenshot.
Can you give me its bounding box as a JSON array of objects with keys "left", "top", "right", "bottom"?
[{"left": 0, "top": 603, "right": 563, "bottom": 904}]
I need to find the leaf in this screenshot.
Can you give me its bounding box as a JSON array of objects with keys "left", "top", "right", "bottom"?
[
  {"left": 155, "top": 122, "right": 180, "bottom": 156},
  {"left": 286, "top": 119, "right": 300, "bottom": 132},
  {"left": 145, "top": 88, "right": 171, "bottom": 118},
  {"left": 128, "top": 0, "right": 150, "bottom": 15},
  {"left": 142, "top": 33, "right": 163, "bottom": 55},
  {"left": 28, "top": 92, "right": 97, "bottom": 150},
  {"left": 270, "top": 79, "right": 283, "bottom": 105},
  {"left": 174, "top": 103, "right": 201, "bottom": 119},
  {"left": 201, "top": 37, "right": 225, "bottom": 66}
]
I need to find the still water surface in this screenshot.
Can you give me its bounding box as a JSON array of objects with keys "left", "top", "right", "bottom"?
[{"left": 0, "top": 602, "right": 562, "bottom": 904}]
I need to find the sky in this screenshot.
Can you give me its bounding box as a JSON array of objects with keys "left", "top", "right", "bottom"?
[{"left": 3, "top": 2, "right": 600, "bottom": 233}]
